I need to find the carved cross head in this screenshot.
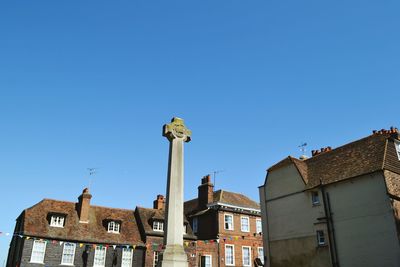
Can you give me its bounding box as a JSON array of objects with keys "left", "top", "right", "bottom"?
[{"left": 163, "top": 117, "right": 192, "bottom": 142}]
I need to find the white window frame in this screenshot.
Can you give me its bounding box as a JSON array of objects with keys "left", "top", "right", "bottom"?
[
  {"left": 183, "top": 224, "right": 187, "bottom": 234},
  {"left": 225, "top": 244, "right": 235, "bottom": 266},
  {"left": 317, "top": 230, "right": 326, "bottom": 246},
  {"left": 202, "top": 254, "right": 212, "bottom": 267},
  {"left": 153, "top": 221, "right": 164, "bottom": 232},
  {"left": 257, "top": 247, "right": 264, "bottom": 264},
  {"left": 311, "top": 191, "right": 320, "bottom": 205},
  {"left": 107, "top": 221, "right": 120, "bottom": 233},
  {"left": 241, "top": 216, "right": 250, "bottom": 232},
  {"left": 50, "top": 215, "right": 65, "bottom": 227},
  {"left": 121, "top": 247, "right": 133, "bottom": 267},
  {"left": 93, "top": 246, "right": 107, "bottom": 267},
  {"left": 192, "top": 217, "right": 198, "bottom": 233},
  {"left": 395, "top": 141, "right": 400, "bottom": 160},
  {"left": 256, "top": 218, "right": 262, "bottom": 234},
  {"left": 224, "top": 214, "right": 234, "bottom": 230},
  {"left": 242, "top": 246, "right": 251, "bottom": 266},
  {"left": 30, "top": 240, "right": 47, "bottom": 263},
  {"left": 61, "top": 242, "right": 76, "bottom": 265},
  {"left": 153, "top": 251, "right": 159, "bottom": 267}
]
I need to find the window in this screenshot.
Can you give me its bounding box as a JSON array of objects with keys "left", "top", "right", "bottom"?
[
  {"left": 242, "top": 246, "right": 251, "bottom": 266},
  {"left": 153, "top": 221, "right": 164, "bottom": 232},
  {"left": 256, "top": 219, "right": 262, "bottom": 234},
  {"left": 257, "top": 247, "right": 264, "bottom": 264},
  {"left": 224, "top": 214, "right": 234, "bottom": 230},
  {"left": 121, "top": 247, "right": 133, "bottom": 267},
  {"left": 241, "top": 216, "right": 250, "bottom": 232},
  {"left": 107, "top": 221, "right": 120, "bottom": 233},
  {"left": 61, "top": 243, "right": 76, "bottom": 265},
  {"left": 153, "top": 251, "right": 159, "bottom": 267},
  {"left": 225, "top": 245, "right": 235, "bottom": 266},
  {"left": 93, "top": 246, "right": 107, "bottom": 267},
  {"left": 192, "top": 217, "right": 198, "bottom": 233},
  {"left": 50, "top": 215, "right": 65, "bottom": 227},
  {"left": 395, "top": 141, "right": 400, "bottom": 160},
  {"left": 30, "top": 240, "right": 46, "bottom": 263},
  {"left": 183, "top": 224, "right": 187, "bottom": 234},
  {"left": 200, "top": 255, "right": 212, "bottom": 267},
  {"left": 317, "top": 230, "right": 326, "bottom": 246},
  {"left": 311, "top": 191, "right": 320, "bottom": 205}
]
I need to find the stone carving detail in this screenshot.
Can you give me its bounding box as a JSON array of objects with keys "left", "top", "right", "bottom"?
[{"left": 163, "top": 117, "right": 192, "bottom": 142}]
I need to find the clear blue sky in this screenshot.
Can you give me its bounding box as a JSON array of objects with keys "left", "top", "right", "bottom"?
[{"left": 1, "top": 0, "right": 399, "bottom": 264}]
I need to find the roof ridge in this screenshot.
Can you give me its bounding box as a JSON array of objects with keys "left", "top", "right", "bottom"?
[{"left": 305, "top": 132, "right": 389, "bottom": 162}]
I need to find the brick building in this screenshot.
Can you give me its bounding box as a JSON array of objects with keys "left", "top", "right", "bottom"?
[
  {"left": 7, "top": 177, "right": 263, "bottom": 267},
  {"left": 185, "top": 176, "right": 264, "bottom": 267}
]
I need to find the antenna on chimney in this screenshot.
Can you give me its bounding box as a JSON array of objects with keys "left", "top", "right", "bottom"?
[
  {"left": 87, "top": 168, "right": 97, "bottom": 189},
  {"left": 211, "top": 169, "right": 225, "bottom": 190}
]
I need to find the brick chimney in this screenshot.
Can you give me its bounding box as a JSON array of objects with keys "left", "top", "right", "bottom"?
[
  {"left": 153, "top": 195, "right": 165, "bottom": 210},
  {"left": 198, "top": 175, "right": 214, "bottom": 209},
  {"left": 77, "top": 188, "right": 92, "bottom": 223}
]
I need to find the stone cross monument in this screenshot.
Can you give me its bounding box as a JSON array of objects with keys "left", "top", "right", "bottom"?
[{"left": 160, "top": 117, "right": 191, "bottom": 267}]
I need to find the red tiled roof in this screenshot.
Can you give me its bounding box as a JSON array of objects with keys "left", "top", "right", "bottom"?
[{"left": 21, "top": 199, "right": 143, "bottom": 245}]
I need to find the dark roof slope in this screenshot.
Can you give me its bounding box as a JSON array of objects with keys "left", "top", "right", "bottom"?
[
  {"left": 22, "top": 199, "right": 143, "bottom": 245},
  {"left": 267, "top": 130, "right": 400, "bottom": 188},
  {"left": 184, "top": 190, "right": 260, "bottom": 215},
  {"left": 135, "top": 207, "right": 196, "bottom": 240}
]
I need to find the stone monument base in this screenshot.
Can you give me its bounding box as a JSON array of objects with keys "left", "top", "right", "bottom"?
[{"left": 160, "top": 244, "right": 188, "bottom": 267}]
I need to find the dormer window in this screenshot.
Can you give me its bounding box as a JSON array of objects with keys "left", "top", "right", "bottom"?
[
  {"left": 153, "top": 220, "right": 164, "bottom": 232},
  {"left": 107, "top": 221, "right": 120, "bottom": 233},
  {"left": 50, "top": 215, "right": 65, "bottom": 227},
  {"left": 395, "top": 141, "right": 400, "bottom": 160}
]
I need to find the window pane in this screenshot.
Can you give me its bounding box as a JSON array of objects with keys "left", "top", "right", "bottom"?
[
  {"left": 224, "top": 215, "right": 233, "bottom": 230},
  {"left": 121, "top": 248, "right": 133, "bottom": 267},
  {"left": 153, "top": 251, "right": 159, "bottom": 267},
  {"left": 256, "top": 219, "right": 262, "bottom": 233},
  {"left": 242, "top": 247, "right": 251, "bottom": 266},
  {"left": 93, "top": 247, "right": 107, "bottom": 267},
  {"left": 61, "top": 243, "right": 76, "bottom": 265},
  {"left": 205, "top": 255, "right": 212, "bottom": 267},
  {"left": 241, "top": 217, "right": 249, "bottom": 232},
  {"left": 30, "top": 240, "right": 46, "bottom": 263},
  {"left": 258, "top": 247, "right": 264, "bottom": 264},
  {"left": 225, "top": 245, "right": 234, "bottom": 265}
]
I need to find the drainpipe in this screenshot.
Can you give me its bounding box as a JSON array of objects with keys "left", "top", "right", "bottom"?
[{"left": 320, "top": 180, "right": 340, "bottom": 267}]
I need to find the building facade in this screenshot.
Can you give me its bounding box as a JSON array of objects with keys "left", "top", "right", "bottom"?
[
  {"left": 7, "top": 177, "right": 263, "bottom": 267},
  {"left": 7, "top": 188, "right": 146, "bottom": 267},
  {"left": 185, "top": 175, "right": 264, "bottom": 267},
  {"left": 259, "top": 128, "right": 400, "bottom": 267}
]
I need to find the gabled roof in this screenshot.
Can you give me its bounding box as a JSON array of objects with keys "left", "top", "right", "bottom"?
[
  {"left": 135, "top": 207, "right": 196, "bottom": 240},
  {"left": 184, "top": 190, "right": 260, "bottom": 215},
  {"left": 267, "top": 130, "right": 400, "bottom": 189},
  {"left": 21, "top": 199, "right": 143, "bottom": 245},
  {"left": 267, "top": 156, "right": 308, "bottom": 184}
]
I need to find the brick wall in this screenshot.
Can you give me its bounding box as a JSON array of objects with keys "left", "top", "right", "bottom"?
[{"left": 217, "top": 211, "right": 263, "bottom": 267}]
